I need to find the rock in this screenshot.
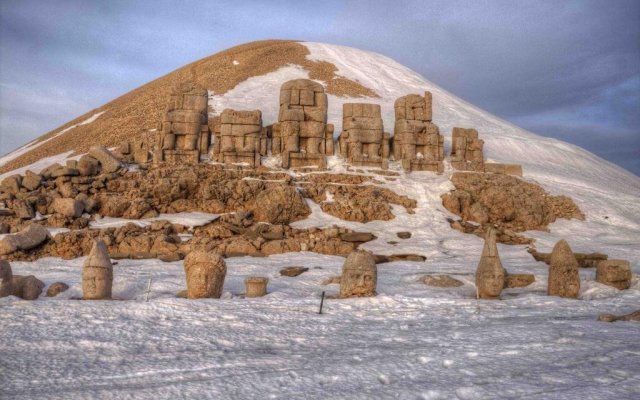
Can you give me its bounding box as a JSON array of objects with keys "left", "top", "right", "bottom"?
[
  {"left": 0, "top": 223, "right": 8, "bottom": 234},
  {"left": 21, "top": 171, "right": 42, "bottom": 191},
  {"left": 52, "top": 198, "right": 84, "bottom": 218},
  {"left": 339, "top": 250, "right": 377, "bottom": 298},
  {"left": 598, "top": 310, "right": 640, "bottom": 322},
  {"left": 11, "top": 275, "right": 44, "bottom": 300},
  {"left": 421, "top": 275, "right": 464, "bottom": 288},
  {"left": 1, "top": 175, "right": 22, "bottom": 194},
  {"left": 176, "top": 289, "right": 188, "bottom": 298},
  {"left": 339, "top": 232, "right": 376, "bottom": 243},
  {"left": 396, "top": 231, "right": 412, "bottom": 239},
  {"left": 51, "top": 167, "right": 80, "bottom": 178},
  {"left": 280, "top": 266, "right": 309, "bottom": 277},
  {"left": 596, "top": 260, "right": 632, "bottom": 290},
  {"left": 251, "top": 184, "right": 310, "bottom": 224},
  {"left": 78, "top": 155, "right": 100, "bottom": 176},
  {"left": 82, "top": 239, "right": 113, "bottom": 300},
  {"left": 475, "top": 227, "right": 505, "bottom": 299},
  {"left": 12, "top": 199, "right": 35, "bottom": 219},
  {"left": 0, "top": 224, "right": 50, "bottom": 255},
  {"left": 89, "top": 145, "right": 121, "bottom": 173},
  {"left": 504, "top": 273, "right": 535, "bottom": 288},
  {"left": 46, "top": 282, "right": 69, "bottom": 297},
  {"left": 323, "top": 275, "right": 341, "bottom": 285},
  {"left": 245, "top": 277, "right": 268, "bottom": 298},
  {"left": 547, "top": 239, "right": 580, "bottom": 299},
  {"left": 0, "top": 260, "right": 12, "bottom": 297},
  {"left": 184, "top": 250, "right": 226, "bottom": 299}
]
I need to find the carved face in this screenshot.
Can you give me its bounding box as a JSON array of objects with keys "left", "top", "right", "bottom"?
[{"left": 479, "top": 269, "right": 504, "bottom": 297}]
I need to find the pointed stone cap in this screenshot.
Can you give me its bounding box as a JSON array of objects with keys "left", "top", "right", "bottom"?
[
  {"left": 549, "top": 239, "right": 578, "bottom": 269},
  {"left": 480, "top": 226, "right": 499, "bottom": 258},
  {"left": 84, "top": 239, "right": 112, "bottom": 269}
]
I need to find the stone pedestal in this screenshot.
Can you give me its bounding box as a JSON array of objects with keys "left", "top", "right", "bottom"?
[{"left": 245, "top": 277, "right": 268, "bottom": 298}]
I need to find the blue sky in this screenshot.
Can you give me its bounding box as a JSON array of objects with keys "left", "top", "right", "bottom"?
[{"left": 1, "top": 0, "right": 638, "bottom": 174}]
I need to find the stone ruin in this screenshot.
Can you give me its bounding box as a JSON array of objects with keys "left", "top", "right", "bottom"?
[
  {"left": 339, "top": 103, "right": 390, "bottom": 169},
  {"left": 450, "top": 127, "right": 523, "bottom": 176},
  {"left": 393, "top": 92, "right": 444, "bottom": 173},
  {"left": 339, "top": 249, "right": 377, "bottom": 298},
  {"left": 211, "top": 109, "right": 266, "bottom": 167},
  {"left": 82, "top": 239, "right": 113, "bottom": 300},
  {"left": 272, "top": 79, "right": 334, "bottom": 169},
  {"left": 475, "top": 226, "right": 506, "bottom": 299},
  {"left": 184, "top": 250, "right": 226, "bottom": 299},
  {"left": 155, "top": 82, "right": 210, "bottom": 164}
]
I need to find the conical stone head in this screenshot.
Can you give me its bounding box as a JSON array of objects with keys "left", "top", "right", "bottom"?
[
  {"left": 547, "top": 239, "right": 580, "bottom": 298},
  {"left": 82, "top": 239, "right": 113, "bottom": 300},
  {"left": 475, "top": 226, "right": 505, "bottom": 299},
  {"left": 339, "top": 250, "right": 377, "bottom": 298}
]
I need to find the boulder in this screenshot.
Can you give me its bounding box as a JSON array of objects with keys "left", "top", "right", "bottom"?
[
  {"left": 280, "top": 266, "right": 309, "bottom": 277},
  {"left": 504, "top": 273, "right": 535, "bottom": 288},
  {"left": 89, "top": 145, "right": 121, "bottom": 173},
  {"left": 0, "top": 224, "right": 50, "bottom": 255},
  {"left": 0, "top": 175, "right": 22, "bottom": 194},
  {"left": 21, "top": 171, "right": 42, "bottom": 191},
  {"left": 421, "top": 274, "right": 464, "bottom": 288},
  {"left": 245, "top": 277, "right": 268, "bottom": 298},
  {"left": 46, "top": 282, "right": 69, "bottom": 297},
  {"left": 184, "top": 250, "right": 226, "bottom": 299},
  {"left": 78, "top": 155, "right": 100, "bottom": 176},
  {"left": 340, "top": 232, "right": 376, "bottom": 243},
  {"left": 13, "top": 199, "right": 35, "bottom": 220},
  {"left": 51, "top": 167, "right": 80, "bottom": 178},
  {"left": 0, "top": 260, "right": 12, "bottom": 297},
  {"left": 251, "top": 184, "right": 310, "bottom": 224},
  {"left": 598, "top": 310, "right": 640, "bottom": 322},
  {"left": 396, "top": 231, "right": 412, "bottom": 239},
  {"left": 475, "top": 227, "right": 505, "bottom": 299},
  {"left": 52, "top": 198, "right": 84, "bottom": 218},
  {"left": 547, "top": 239, "right": 580, "bottom": 298},
  {"left": 339, "top": 250, "right": 377, "bottom": 298},
  {"left": 596, "top": 260, "right": 632, "bottom": 290},
  {"left": 11, "top": 275, "right": 44, "bottom": 300},
  {"left": 82, "top": 239, "right": 113, "bottom": 300}
]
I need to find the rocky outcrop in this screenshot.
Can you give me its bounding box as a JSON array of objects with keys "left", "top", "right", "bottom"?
[
  {"left": 475, "top": 227, "right": 505, "bottom": 299},
  {"left": 82, "top": 239, "right": 113, "bottom": 300},
  {"left": 442, "top": 172, "right": 584, "bottom": 234},
  {"left": 184, "top": 250, "right": 226, "bottom": 299},
  {"left": 547, "top": 240, "right": 580, "bottom": 299},
  {"left": 339, "top": 250, "right": 377, "bottom": 298}
]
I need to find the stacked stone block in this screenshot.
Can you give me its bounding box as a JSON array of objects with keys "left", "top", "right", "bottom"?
[
  {"left": 272, "top": 79, "right": 334, "bottom": 169},
  {"left": 393, "top": 92, "right": 444, "bottom": 172},
  {"left": 155, "top": 82, "right": 210, "bottom": 164},
  {"left": 339, "top": 103, "right": 390, "bottom": 169},
  {"left": 450, "top": 127, "right": 485, "bottom": 172},
  {"left": 212, "top": 109, "right": 266, "bottom": 167}
]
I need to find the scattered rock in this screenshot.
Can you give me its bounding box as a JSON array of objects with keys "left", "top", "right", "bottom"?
[
  {"left": 245, "top": 276, "right": 268, "bottom": 298},
  {"left": 598, "top": 310, "right": 640, "bottom": 322},
  {"left": 1, "top": 175, "right": 22, "bottom": 194},
  {"left": 421, "top": 275, "right": 464, "bottom": 288},
  {"left": 528, "top": 248, "right": 607, "bottom": 268},
  {"left": 280, "top": 266, "right": 309, "bottom": 277},
  {"left": 184, "top": 250, "right": 226, "bottom": 299},
  {"left": 339, "top": 250, "right": 377, "bottom": 298},
  {"left": 82, "top": 239, "right": 113, "bottom": 300},
  {"left": 504, "top": 273, "right": 535, "bottom": 288},
  {"left": 89, "top": 145, "right": 121, "bottom": 173},
  {"left": 596, "top": 260, "right": 632, "bottom": 290},
  {"left": 46, "top": 282, "right": 69, "bottom": 297},
  {"left": 0, "top": 224, "right": 50, "bottom": 255},
  {"left": 13, "top": 199, "right": 35, "bottom": 220},
  {"left": 52, "top": 198, "right": 84, "bottom": 218},
  {"left": 340, "top": 232, "right": 376, "bottom": 243},
  {"left": 547, "top": 239, "right": 580, "bottom": 299},
  {"left": 322, "top": 275, "right": 341, "bottom": 285},
  {"left": 11, "top": 275, "right": 44, "bottom": 300},
  {"left": 21, "top": 171, "right": 42, "bottom": 191},
  {"left": 78, "top": 155, "right": 99, "bottom": 176},
  {"left": 475, "top": 227, "right": 505, "bottom": 299},
  {"left": 396, "top": 231, "right": 411, "bottom": 239},
  {"left": 0, "top": 260, "right": 13, "bottom": 297}
]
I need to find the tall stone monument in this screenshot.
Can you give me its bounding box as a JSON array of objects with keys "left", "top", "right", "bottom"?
[
  {"left": 338, "top": 103, "right": 390, "bottom": 169},
  {"left": 211, "top": 109, "right": 266, "bottom": 167},
  {"left": 475, "top": 226, "right": 506, "bottom": 299},
  {"left": 450, "top": 127, "right": 485, "bottom": 172}
]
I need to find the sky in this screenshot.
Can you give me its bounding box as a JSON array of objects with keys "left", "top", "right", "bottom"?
[{"left": 0, "top": 0, "right": 638, "bottom": 175}]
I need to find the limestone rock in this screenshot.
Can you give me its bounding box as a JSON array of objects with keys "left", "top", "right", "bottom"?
[
  {"left": 22, "top": 171, "right": 42, "bottom": 191},
  {"left": 251, "top": 184, "right": 310, "bottom": 224},
  {"left": 184, "top": 250, "right": 226, "bottom": 299},
  {"left": 421, "top": 275, "right": 464, "bottom": 288},
  {"left": 89, "top": 145, "right": 121, "bottom": 173},
  {"left": 280, "top": 266, "right": 309, "bottom": 277},
  {"left": 396, "top": 231, "right": 412, "bottom": 239},
  {"left": 0, "top": 260, "right": 12, "bottom": 297},
  {"left": 339, "top": 250, "right": 377, "bottom": 298},
  {"left": 78, "top": 155, "right": 100, "bottom": 176},
  {"left": 11, "top": 275, "right": 44, "bottom": 300},
  {"left": 245, "top": 277, "right": 268, "bottom": 298},
  {"left": 1, "top": 175, "right": 22, "bottom": 194},
  {"left": 52, "top": 198, "right": 84, "bottom": 218},
  {"left": 12, "top": 199, "right": 34, "bottom": 219},
  {"left": 339, "top": 232, "right": 376, "bottom": 243},
  {"left": 598, "top": 310, "right": 640, "bottom": 322},
  {"left": 596, "top": 260, "right": 632, "bottom": 290},
  {"left": 547, "top": 240, "right": 580, "bottom": 299},
  {"left": 0, "top": 224, "right": 50, "bottom": 255},
  {"left": 475, "top": 227, "right": 505, "bottom": 299},
  {"left": 46, "top": 282, "right": 69, "bottom": 297},
  {"left": 504, "top": 273, "right": 535, "bottom": 288},
  {"left": 82, "top": 239, "right": 113, "bottom": 300}
]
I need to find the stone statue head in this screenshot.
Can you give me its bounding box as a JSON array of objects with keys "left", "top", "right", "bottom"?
[{"left": 339, "top": 250, "right": 377, "bottom": 298}]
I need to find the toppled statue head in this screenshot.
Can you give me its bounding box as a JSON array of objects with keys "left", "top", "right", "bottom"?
[{"left": 339, "top": 250, "right": 377, "bottom": 298}]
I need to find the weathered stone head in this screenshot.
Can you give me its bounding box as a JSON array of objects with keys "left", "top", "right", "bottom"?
[
  {"left": 547, "top": 239, "right": 580, "bottom": 298},
  {"left": 339, "top": 250, "right": 377, "bottom": 298},
  {"left": 184, "top": 250, "right": 226, "bottom": 299},
  {"left": 475, "top": 226, "right": 505, "bottom": 299},
  {"left": 82, "top": 239, "right": 113, "bottom": 300}
]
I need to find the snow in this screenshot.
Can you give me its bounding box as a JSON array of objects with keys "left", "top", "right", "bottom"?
[
  {"left": 1, "top": 42, "right": 639, "bottom": 398},
  {"left": 90, "top": 212, "right": 220, "bottom": 229},
  {"left": 0, "top": 111, "right": 105, "bottom": 169}
]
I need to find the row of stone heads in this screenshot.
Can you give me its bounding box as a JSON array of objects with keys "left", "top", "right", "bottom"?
[{"left": 152, "top": 79, "right": 520, "bottom": 174}]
